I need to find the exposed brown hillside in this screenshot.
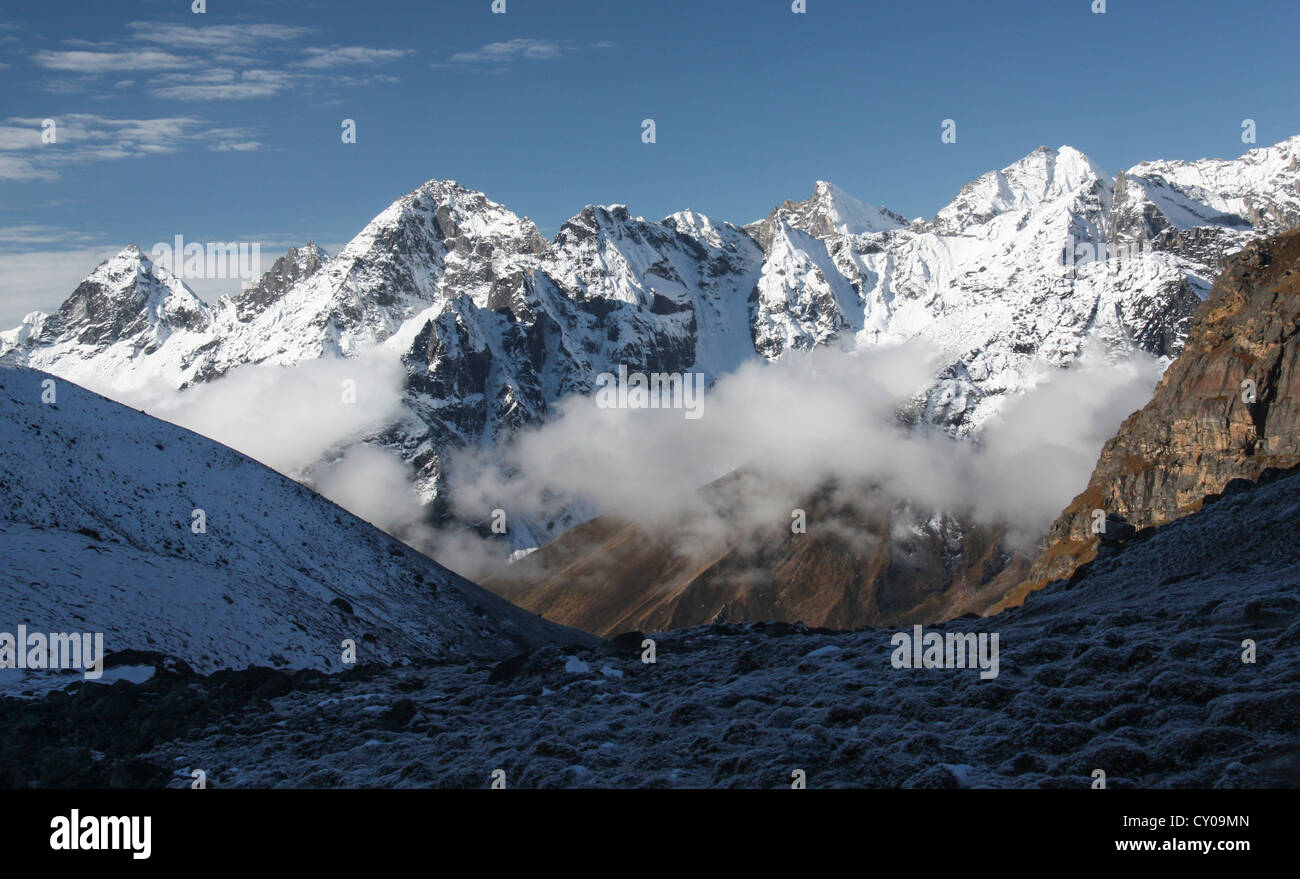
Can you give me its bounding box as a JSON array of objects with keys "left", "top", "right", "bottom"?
[{"left": 484, "top": 473, "right": 1022, "bottom": 637}]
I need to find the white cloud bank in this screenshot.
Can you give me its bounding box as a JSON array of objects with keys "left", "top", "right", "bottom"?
[
  {"left": 61, "top": 336, "right": 1161, "bottom": 586},
  {"left": 443, "top": 341, "right": 1163, "bottom": 573}
]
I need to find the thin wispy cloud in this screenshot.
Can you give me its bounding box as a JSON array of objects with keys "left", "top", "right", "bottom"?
[
  {"left": 442, "top": 37, "right": 615, "bottom": 68},
  {"left": 0, "top": 155, "right": 56, "bottom": 182},
  {"left": 331, "top": 72, "right": 401, "bottom": 88},
  {"left": 299, "top": 46, "right": 414, "bottom": 68},
  {"left": 208, "top": 140, "right": 263, "bottom": 152},
  {"left": 21, "top": 20, "right": 413, "bottom": 101},
  {"left": 0, "top": 225, "right": 100, "bottom": 247},
  {"left": 0, "top": 125, "right": 42, "bottom": 150},
  {"left": 124, "top": 21, "right": 310, "bottom": 50},
  {"left": 0, "top": 115, "right": 263, "bottom": 180},
  {"left": 33, "top": 49, "right": 188, "bottom": 73},
  {"left": 39, "top": 77, "right": 99, "bottom": 95},
  {"left": 60, "top": 38, "right": 120, "bottom": 50},
  {"left": 449, "top": 38, "right": 567, "bottom": 64},
  {"left": 149, "top": 69, "right": 297, "bottom": 101}
]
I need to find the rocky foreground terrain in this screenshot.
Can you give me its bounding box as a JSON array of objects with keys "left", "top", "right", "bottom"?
[{"left": 3, "top": 461, "right": 1296, "bottom": 789}]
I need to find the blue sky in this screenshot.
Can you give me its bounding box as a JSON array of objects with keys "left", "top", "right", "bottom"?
[{"left": 1, "top": 0, "right": 1298, "bottom": 322}]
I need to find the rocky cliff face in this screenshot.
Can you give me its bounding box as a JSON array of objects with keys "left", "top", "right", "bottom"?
[
  {"left": 1006, "top": 229, "right": 1300, "bottom": 608},
  {"left": 228, "top": 242, "right": 329, "bottom": 324}
]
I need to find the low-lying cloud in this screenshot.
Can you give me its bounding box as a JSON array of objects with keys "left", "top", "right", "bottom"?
[
  {"left": 121, "top": 352, "right": 405, "bottom": 475},
  {"left": 87, "top": 336, "right": 1162, "bottom": 589},
  {"left": 443, "top": 340, "right": 1163, "bottom": 575},
  {"left": 104, "top": 350, "right": 441, "bottom": 549}
]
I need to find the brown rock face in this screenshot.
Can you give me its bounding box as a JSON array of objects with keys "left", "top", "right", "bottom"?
[
  {"left": 484, "top": 474, "right": 1023, "bottom": 638},
  {"left": 1002, "top": 230, "right": 1300, "bottom": 609}
]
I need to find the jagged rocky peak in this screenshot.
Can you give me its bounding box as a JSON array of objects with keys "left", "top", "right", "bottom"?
[
  {"left": 374, "top": 178, "right": 548, "bottom": 258},
  {"left": 932, "top": 144, "right": 1111, "bottom": 233},
  {"left": 193, "top": 179, "right": 555, "bottom": 373},
  {"left": 315, "top": 177, "right": 549, "bottom": 315},
  {"left": 664, "top": 209, "right": 738, "bottom": 250},
  {"left": 805, "top": 180, "right": 908, "bottom": 236},
  {"left": 545, "top": 203, "right": 698, "bottom": 307},
  {"left": 1109, "top": 168, "right": 1173, "bottom": 244},
  {"left": 17, "top": 244, "right": 210, "bottom": 351},
  {"left": 228, "top": 242, "right": 331, "bottom": 322},
  {"left": 553, "top": 203, "right": 636, "bottom": 243},
  {"left": 748, "top": 180, "right": 905, "bottom": 251},
  {"left": 551, "top": 202, "right": 746, "bottom": 256},
  {"left": 1028, "top": 145, "right": 1109, "bottom": 192},
  {"left": 1127, "top": 135, "right": 1300, "bottom": 234},
  {"left": 291, "top": 240, "right": 330, "bottom": 269}
]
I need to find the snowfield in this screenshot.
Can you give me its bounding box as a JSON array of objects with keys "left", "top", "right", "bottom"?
[{"left": 6, "top": 464, "right": 1293, "bottom": 788}]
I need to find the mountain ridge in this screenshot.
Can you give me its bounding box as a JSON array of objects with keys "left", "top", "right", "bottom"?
[{"left": 2, "top": 137, "right": 1295, "bottom": 565}]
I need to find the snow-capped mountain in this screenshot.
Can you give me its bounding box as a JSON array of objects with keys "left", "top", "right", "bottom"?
[
  {"left": 747, "top": 179, "right": 907, "bottom": 246},
  {"left": 2, "top": 137, "right": 1296, "bottom": 553},
  {"left": 0, "top": 244, "right": 215, "bottom": 392},
  {"left": 199, "top": 181, "right": 549, "bottom": 383},
  {"left": 0, "top": 365, "right": 593, "bottom": 687}
]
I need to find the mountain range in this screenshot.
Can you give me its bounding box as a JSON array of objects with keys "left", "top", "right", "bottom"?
[
  {"left": 494, "top": 228, "right": 1300, "bottom": 636},
  {"left": 3, "top": 136, "right": 1298, "bottom": 634}
]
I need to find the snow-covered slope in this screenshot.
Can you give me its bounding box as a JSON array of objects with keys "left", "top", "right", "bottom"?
[
  {"left": 2, "top": 138, "right": 1296, "bottom": 551},
  {"left": 0, "top": 366, "right": 593, "bottom": 688}
]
